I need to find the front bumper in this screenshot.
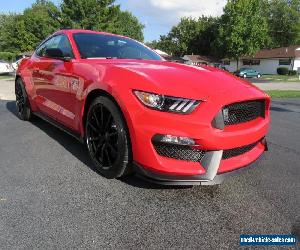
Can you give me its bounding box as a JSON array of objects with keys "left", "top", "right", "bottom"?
[
  {"left": 134, "top": 140, "right": 267, "bottom": 185},
  {"left": 117, "top": 88, "right": 270, "bottom": 183}
]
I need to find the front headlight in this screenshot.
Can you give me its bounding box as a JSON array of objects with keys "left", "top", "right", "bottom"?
[{"left": 133, "top": 90, "right": 200, "bottom": 114}]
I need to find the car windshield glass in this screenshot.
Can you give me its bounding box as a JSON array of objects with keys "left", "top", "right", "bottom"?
[{"left": 73, "top": 33, "right": 162, "bottom": 61}]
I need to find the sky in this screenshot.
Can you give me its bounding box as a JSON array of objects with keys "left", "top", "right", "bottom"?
[{"left": 1, "top": 0, "right": 227, "bottom": 41}]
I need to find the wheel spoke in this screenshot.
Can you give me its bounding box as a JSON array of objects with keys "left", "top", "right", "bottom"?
[
  {"left": 108, "top": 131, "right": 118, "bottom": 137},
  {"left": 106, "top": 142, "right": 118, "bottom": 156},
  {"left": 89, "top": 136, "right": 101, "bottom": 142},
  {"left": 94, "top": 139, "right": 105, "bottom": 156},
  {"left": 100, "top": 143, "right": 106, "bottom": 163},
  {"left": 100, "top": 105, "right": 104, "bottom": 127},
  {"left": 93, "top": 112, "right": 101, "bottom": 129},
  {"left": 104, "top": 147, "right": 112, "bottom": 166},
  {"left": 87, "top": 121, "right": 99, "bottom": 133},
  {"left": 105, "top": 113, "right": 112, "bottom": 130}
]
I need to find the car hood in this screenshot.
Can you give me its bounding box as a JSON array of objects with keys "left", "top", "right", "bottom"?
[{"left": 96, "top": 59, "right": 267, "bottom": 103}]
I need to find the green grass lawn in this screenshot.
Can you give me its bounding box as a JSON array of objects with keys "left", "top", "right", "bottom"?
[
  {"left": 262, "top": 74, "right": 300, "bottom": 82},
  {"left": 266, "top": 90, "right": 300, "bottom": 98},
  {"left": 0, "top": 75, "right": 14, "bottom": 80}
]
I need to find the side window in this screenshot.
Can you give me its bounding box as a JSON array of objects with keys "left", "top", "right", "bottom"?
[
  {"left": 36, "top": 35, "right": 74, "bottom": 58},
  {"left": 56, "top": 36, "right": 74, "bottom": 58},
  {"left": 36, "top": 37, "right": 56, "bottom": 57}
]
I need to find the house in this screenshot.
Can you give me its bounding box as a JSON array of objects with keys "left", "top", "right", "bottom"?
[
  {"left": 223, "top": 45, "right": 300, "bottom": 74},
  {"left": 154, "top": 49, "right": 170, "bottom": 59},
  {"left": 154, "top": 49, "right": 187, "bottom": 63},
  {"left": 182, "top": 55, "right": 216, "bottom": 66}
]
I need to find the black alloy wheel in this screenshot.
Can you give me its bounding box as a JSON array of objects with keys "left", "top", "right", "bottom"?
[
  {"left": 15, "top": 78, "right": 32, "bottom": 121},
  {"left": 86, "top": 96, "right": 131, "bottom": 178}
]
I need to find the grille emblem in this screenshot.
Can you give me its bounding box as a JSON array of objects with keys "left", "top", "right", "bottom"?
[{"left": 223, "top": 108, "right": 229, "bottom": 123}]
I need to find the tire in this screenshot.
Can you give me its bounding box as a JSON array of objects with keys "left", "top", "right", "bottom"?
[
  {"left": 15, "top": 78, "right": 32, "bottom": 121},
  {"left": 85, "top": 96, "right": 132, "bottom": 179}
]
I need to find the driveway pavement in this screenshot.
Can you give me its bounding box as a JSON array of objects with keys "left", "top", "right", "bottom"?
[
  {"left": 0, "top": 86, "right": 299, "bottom": 248},
  {"left": 251, "top": 81, "right": 300, "bottom": 91},
  {"left": 0, "top": 79, "right": 15, "bottom": 100}
]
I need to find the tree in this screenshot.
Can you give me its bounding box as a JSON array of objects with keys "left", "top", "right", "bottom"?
[
  {"left": 60, "top": 0, "right": 119, "bottom": 30},
  {"left": 23, "top": 0, "right": 61, "bottom": 46},
  {"left": 268, "top": 0, "right": 300, "bottom": 47},
  {"left": 217, "top": 0, "right": 269, "bottom": 69},
  {"left": 0, "top": 1, "right": 60, "bottom": 53},
  {"left": 113, "top": 11, "right": 144, "bottom": 41},
  {"left": 152, "top": 16, "right": 219, "bottom": 57},
  {"left": 60, "top": 0, "right": 144, "bottom": 40},
  {"left": 0, "top": 14, "right": 36, "bottom": 52},
  {"left": 0, "top": 0, "right": 145, "bottom": 53}
]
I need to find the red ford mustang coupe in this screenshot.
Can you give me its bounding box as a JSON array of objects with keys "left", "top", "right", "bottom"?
[{"left": 16, "top": 29, "right": 270, "bottom": 185}]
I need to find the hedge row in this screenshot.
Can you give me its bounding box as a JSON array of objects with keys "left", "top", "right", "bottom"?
[
  {"left": 0, "top": 52, "right": 17, "bottom": 62},
  {"left": 277, "top": 67, "right": 298, "bottom": 76}
]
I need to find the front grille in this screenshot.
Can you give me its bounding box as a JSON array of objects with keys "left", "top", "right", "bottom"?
[
  {"left": 153, "top": 142, "right": 205, "bottom": 162},
  {"left": 223, "top": 100, "right": 265, "bottom": 125},
  {"left": 222, "top": 141, "right": 258, "bottom": 159}
]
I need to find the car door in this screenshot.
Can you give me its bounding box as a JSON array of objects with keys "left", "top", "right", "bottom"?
[
  {"left": 31, "top": 35, "right": 79, "bottom": 131},
  {"left": 50, "top": 35, "right": 80, "bottom": 131},
  {"left": 30, "top": 36, "right": 60, "bottom": 119},
  {"left": 249, "top": 69, "right": 256, "bottom": 77}
]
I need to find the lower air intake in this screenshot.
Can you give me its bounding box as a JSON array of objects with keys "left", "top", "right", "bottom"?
[
  {"left": 153, "top": 142, "right": 205, "bottom": 162},
  {"left": 222, "top": 141, "right": 259, "bottom": 159}
]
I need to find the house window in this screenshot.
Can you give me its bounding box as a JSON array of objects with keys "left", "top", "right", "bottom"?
[
  {"left": 243, "top": 59, "right": 260, "bottom": 65},
  {"left": 251, "top": 60, "right": 260, "bottom": 65},
  {"left": 279, "top": 59, "right": 291, "bottom": 65}
]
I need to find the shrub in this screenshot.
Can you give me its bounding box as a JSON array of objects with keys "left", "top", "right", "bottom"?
[
  {"left": 288, "top": 70, "right": 297, "bottom": 76},
  {"left": 277, "top": 67, "right": 289, "bottom": 75},
  {"left": 0, "top": 52, "right": 17, "bottom": 62}
]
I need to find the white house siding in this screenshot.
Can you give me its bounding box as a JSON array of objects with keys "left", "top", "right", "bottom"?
[
  {"left": 225, "top": 58, "right": 294, "bottom": 74},
  {"left": 225, "top": 61, "right": 238, "bottom": 72},
  {"left": 293, "top": 58, "right": 300, "bottom": 73}
]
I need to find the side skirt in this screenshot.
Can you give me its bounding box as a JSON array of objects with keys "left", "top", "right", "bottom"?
[{"left": 33, "top": 112, "right": 84, "bottom": 144}]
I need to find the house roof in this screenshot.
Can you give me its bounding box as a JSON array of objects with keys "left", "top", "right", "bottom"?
[
  {"left": 154, "top": 49, "right": 169, "bottom": 57},
  {"left": 242, "top": 45, "right": 300, "bottom": 59},
  {"left": 183, "top": 55, "right": 216, "bottom": 63}
]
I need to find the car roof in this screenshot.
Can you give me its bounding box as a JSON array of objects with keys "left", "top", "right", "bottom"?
[{"left": 54, "top": 29, "right": 128, "bottom": 40}]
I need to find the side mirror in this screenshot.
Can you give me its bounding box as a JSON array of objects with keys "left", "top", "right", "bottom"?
[{"left": 45, "top": 48, "right": 71, "bottom": 61}]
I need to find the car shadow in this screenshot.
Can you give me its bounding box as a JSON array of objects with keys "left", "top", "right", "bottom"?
[
  {"left": 5, "top": 101, "right": 197, "bottom": 190},
  {"left": 270, "top": 106, "right": 298, "bottom": 113}
]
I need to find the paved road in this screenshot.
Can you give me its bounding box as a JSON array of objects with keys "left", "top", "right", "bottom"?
[
  {"left": 249, "top": 80, "right": 300, "bottom": 91},
  {"left": 0, "top": 99, "right": 299, "bottom": 249}
]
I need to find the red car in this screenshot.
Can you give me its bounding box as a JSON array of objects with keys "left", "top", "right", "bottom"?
[{"left": 16, "top": 30, "right": 270, "bottom": 185}]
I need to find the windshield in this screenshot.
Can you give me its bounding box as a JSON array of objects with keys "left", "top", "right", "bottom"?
[{"left": 73, "top": 33, "right": 162, "bottom": 61}]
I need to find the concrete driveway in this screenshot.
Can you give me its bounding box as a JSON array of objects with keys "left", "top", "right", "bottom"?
[
  {"left": 250, "top": 81, "right": 300, "bottom": 91},
  {"left": 0, "top": 79, "right": 15, "bottom": 100}
]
